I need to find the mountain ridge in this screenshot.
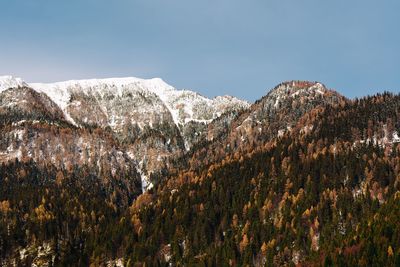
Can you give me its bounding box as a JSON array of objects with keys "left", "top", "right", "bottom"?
[
  {"left": 1, "top": 74, "right": 400, "bottom": 266},
  {"left": 1, "top": 75, "right": 250, "bottom": 134},
  {"left": 0, "top": 75, "right": 348, "bottom": 191},
  {"left": 0, "top": 75, "right": 250, "bottom": 191}
]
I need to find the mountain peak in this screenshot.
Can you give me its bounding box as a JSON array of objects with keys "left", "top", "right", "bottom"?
[
  {"left": 264, "top": 80, "right": 342, "bottom": 104},
  {"left": 146, "top": 77, "right": 171, "bottom": 87},
  {"left": 278, "top": 80, "right": 324, "bottom": 89},
  {"left": 30, "top": 76, "right": 171, "bottom": 91},
  {"left": 0, "top": 75, "right": 28, "bottom": 91},
  {"left": 28, "top": 76, "right": 248, "bottom": 127},
  {"left": 271, "top": 80, "right": 327, "bottom": 95}
]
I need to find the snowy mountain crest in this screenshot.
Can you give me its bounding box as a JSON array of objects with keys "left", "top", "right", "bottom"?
[
  {"left": 28, "top": 76, "right": 250, "bottom": 131},
  {"left": 1, "top": 75, "right": 249, "bottom": 191},
  {"left": 0, "top": 75, "right": 28, "bottom": 91}
]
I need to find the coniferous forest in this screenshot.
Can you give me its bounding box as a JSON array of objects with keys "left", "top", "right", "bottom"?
[{"left": 1, "top": 89, "right": 400, "bottom": 266}]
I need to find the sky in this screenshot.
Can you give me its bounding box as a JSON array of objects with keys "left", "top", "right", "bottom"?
[{"left": 0, "top": 0, "right": 399, "bottom": 101}]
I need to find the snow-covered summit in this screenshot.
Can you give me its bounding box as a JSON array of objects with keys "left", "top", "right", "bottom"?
[
  {"left": 30, "top": 77, "right": 168, "bottom": 110},
  {"left": 0, "top": 75, "right": 28, "bottom": 91},
  {"left": 30, "top": 77, "right": 172, "bottom": 96},
  {"left": 1, "top": 75, "right": 250, "bottom": 191},
  {"left": 29, "top": 76, "right": 249, "bottom": 129},
  {"left": 0, "top": 75, "right": 249, "bottom": 134}
]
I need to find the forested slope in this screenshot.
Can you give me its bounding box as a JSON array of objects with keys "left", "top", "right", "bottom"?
[
  {"left": 129, "top": 93, "right": 400, "bottom": 266},
  {"left": 1, "top": 87, "right": 400, "bottom": 266}
]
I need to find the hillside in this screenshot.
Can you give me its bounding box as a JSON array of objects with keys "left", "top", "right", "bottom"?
[
  {"left": 0, "top": 77, "right": 399, "bottom": 266},
  {"left": 129, "top": 92, "right": 400, "bottom": 266}
]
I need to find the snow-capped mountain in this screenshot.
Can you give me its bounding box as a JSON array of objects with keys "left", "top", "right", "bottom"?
[
  {"left": 0, "top": 75, "right": 28, "bottom": 91},
  {"left": 1, "top": 75, "right": 249, "bottom": 133},
  {"left": 29, "top": 77, "right": 249, "bottom": 132},
  {"left": 0, "top": 76, "right": 345, "bottom": 192},
  {"left": 0, "top": 75, "right": 249, "bottom": 191},
  {"left": 2, "top": 74, "right": 400, "bottom": 266}
]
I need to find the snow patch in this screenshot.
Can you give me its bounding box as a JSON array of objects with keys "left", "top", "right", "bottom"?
[{"left": 0, "top": 75, "right": 27, "bottom": 92}]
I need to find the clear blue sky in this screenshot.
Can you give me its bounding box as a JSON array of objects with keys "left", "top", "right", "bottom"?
[{"left": 0, "top": 0, "right": 399, "bottom": 101}]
